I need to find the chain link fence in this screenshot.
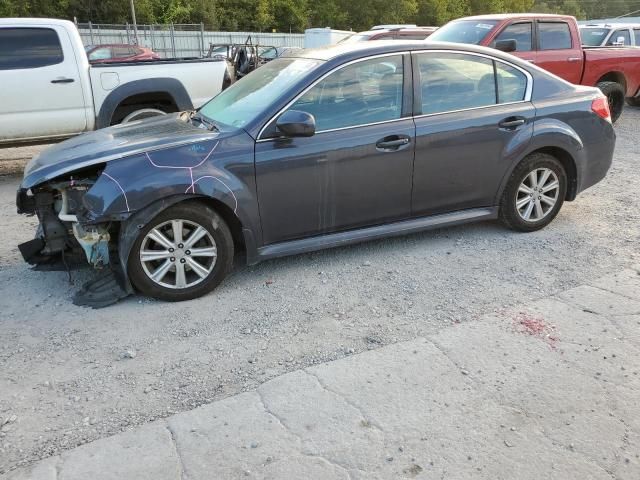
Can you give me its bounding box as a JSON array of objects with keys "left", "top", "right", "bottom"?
[{"left": 76, "top": 22, "right": 305, "bottom": 58}]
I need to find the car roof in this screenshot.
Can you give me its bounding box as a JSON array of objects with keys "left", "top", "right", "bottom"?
[
  {"left": 452, "top": 13, "right": 576, "bottom": 21},
  {"left": 0, "top": 17, "right": 76, "bottom": 27},
  {"left": 581, "top": 23, "right": 640, "bottom": 28},
  {"left": 285, "top": 40, "right": 531, "bottom": 65}
]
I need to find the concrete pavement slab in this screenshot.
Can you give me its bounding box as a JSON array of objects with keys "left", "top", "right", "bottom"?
[{"left": 3, "top": 270, "right": 640, "bottom": 480}]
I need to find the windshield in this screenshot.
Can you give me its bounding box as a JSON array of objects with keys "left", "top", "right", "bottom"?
[
  {"left": 198, "top": 57, "right": 322, "bottom": 128},
  {"left": 580, "top": 27, "right": 611, "bottom": 46},
  {"left": 428, "top": 20, "right": 498, "bottom": 44}
]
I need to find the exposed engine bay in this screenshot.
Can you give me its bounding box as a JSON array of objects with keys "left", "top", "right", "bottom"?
[{"left": 16, "top": 168, "right": 130, "bottom": 307}]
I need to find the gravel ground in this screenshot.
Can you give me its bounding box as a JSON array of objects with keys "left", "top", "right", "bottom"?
[
  {"left": 1, "top": 109, "right": 639, "bottom": 474},
  {"left": 0, "top": 145, "right": 49, "bottom": 176}
]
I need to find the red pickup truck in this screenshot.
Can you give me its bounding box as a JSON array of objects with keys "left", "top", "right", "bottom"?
[{"left": 428, "top": 13, "right": 640, "bottom": 122}]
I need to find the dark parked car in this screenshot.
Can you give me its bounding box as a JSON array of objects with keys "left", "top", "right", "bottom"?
[
  {"left": 85, "top": 44, "right": 160, "bottom": 63},
  {"left": 17, "top": 41, "right": 615, "bottom": 306}
]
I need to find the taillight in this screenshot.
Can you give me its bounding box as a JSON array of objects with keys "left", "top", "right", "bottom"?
[{"left": 592, "top": 96, "right": 612, "bottom": 123}]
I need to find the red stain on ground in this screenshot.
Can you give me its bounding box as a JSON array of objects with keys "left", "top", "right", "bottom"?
[{"left": 512, "top": 311, "right": 558, "bottom": 349}]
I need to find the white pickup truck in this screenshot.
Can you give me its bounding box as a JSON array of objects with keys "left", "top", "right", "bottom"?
[{"left": 0, "top": 18, "right": 230, "bottom": 147}]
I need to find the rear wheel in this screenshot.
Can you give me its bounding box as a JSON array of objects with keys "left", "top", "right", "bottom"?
[
  {"left": 127, "top": 203, "right": 234, "bottom": 301},
  {"left": 626, "top": 96, "right": 640, "bottom": 108},
  {"left": 499, "top": 153, "right": 567, "bottom": 232},
  {"left": 597, "top": 81, "right": 625, "bottom": 123}
]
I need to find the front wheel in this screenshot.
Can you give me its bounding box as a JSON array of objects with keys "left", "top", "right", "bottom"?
[
  {"left": 127, "top": 203, "right": 234, "bottom": 301},
  {"left": 597, "top": 81, "right": 625, "bottom": 123},
  {"left": 499, "top": 153, "right": 567, "bottom": 232}
]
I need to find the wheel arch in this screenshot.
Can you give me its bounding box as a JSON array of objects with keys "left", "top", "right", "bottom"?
[
  {"left": 116, "top": 193, "right": 254, "bottom": 292},
  {"left": 96, "top": 78, "right": 194, "bottom": 129},
  {"left": 496, "top": 142, "right": 580, "bottom": 205},
  {"left": 596, "top": 71, "right": 627, "bottom": 92}
]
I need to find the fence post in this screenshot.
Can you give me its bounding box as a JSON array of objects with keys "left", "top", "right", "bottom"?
[
  {"left": 200, "top": 22, "right": 205, "bottom": 56},
  {"left": 88, "top": 21, "right": 94, "bottom": 45},
  {"left": 150, "top": 24, "right": 155, "bottom": 52},
  {"left": 170, "top": 23, "right": 176, "bottom": 58},
  {"left": 126, "top": 22, "right": 131, "bottom": 44}
]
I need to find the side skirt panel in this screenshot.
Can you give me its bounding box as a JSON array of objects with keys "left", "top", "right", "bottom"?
[{"left": 254, "top": 207, "right": 499, "bottom": 263}]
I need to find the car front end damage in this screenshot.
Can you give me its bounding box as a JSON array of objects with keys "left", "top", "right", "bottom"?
[{"left": 16, "top": 165, "right": 131, "bottom": 307}]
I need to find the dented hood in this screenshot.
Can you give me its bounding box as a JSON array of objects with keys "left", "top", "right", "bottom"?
[{"left": 21, "top": 113, "right": 229, "bottom": 189}]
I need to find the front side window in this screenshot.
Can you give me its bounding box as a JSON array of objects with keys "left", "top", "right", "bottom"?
[
  {"left": 0, "top": 28, "right": 64, "bottom": 70},
  {"left": 607, "top": 29, "right": 631, "bottom": 46},
  {"left": 417, "top": 53, "right": 496, "bottom": 114},
  {"left": 286, "top": 55, "right": 404, "bottom": 132},
  {"left": 539, "top": 22, "right": 572, "bottom": 50},
  {"left": 494, "top": 22, "right": 533, "bottom": 51}
]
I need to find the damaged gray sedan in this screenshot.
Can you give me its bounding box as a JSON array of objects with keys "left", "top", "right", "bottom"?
[{"left": 16, "top": 41, "right": 615, "bottom": 307}]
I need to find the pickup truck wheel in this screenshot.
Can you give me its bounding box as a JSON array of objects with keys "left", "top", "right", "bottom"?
[
  {"left": 127, "top": 203, "right": 234, "bottom": 302},
  {"left": 121, "top": 108, "right": 167, "bottom": 123},
  {"left": 499, "top": 153, "right": 567, "bottom": 232},
  {"left": 597, "top": 81, "right": 625, "bottom": 123},
  {"left": 626, "top": 96, "right": 640, "bottom": 108}
]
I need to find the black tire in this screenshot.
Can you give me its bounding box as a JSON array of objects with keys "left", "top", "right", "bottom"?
[
  {"left": 127, "top": 202, "right": 234, "bottom": 301},
  {"left": 626, "top": 96, "right": 640, "bottom": 107},
  {"left": 499, "top": 153, "right": 567, "bottom": 232},
  {"left": 597, "top": 81, "right": 625, "bottom": 123}
]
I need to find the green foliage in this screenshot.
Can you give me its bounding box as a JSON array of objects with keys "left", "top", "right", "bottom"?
[{"left": 5, "top": 0, "right": 640, "bottom": 32}]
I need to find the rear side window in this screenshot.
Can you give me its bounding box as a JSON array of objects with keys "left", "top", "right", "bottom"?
[
  {"left": 287, "top": 55, "right": 404, "bottom": 131},
  {"left": 416, "top": 53, "right": 529, "bottom": 115},
  {"left": 417, "top": 53, "right": 496, "bottom": 114},
  {"left": 635, "top": 29, "right": 640, "bottom": 45},
  {"left": 0, "top": 28, "right": 64, "bottom": 70},
  {"left": 539, "top": 22, "right": 572, "bottom": 50},
  {"left": 496, "top": 62, "right": 527, "bottom": 103},
  {"left": 494, "top": 23, "right": 533, "bottom": 51},
  {"left": 607, "top": 29, "right": 631, "bottom": 46}
]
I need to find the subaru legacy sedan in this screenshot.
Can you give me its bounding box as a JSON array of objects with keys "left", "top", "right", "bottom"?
[{"left": 16, "top": 41, "right": 615, "bottom": 306}]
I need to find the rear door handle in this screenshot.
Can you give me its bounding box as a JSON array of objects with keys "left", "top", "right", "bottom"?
[
  {"left": 376, "top": 135, "right": 411, "bottom": 151},
  {"left": 51, "top": 78, "right": 75, "bottom": 84},
  {"left": 498, "top": 117, "right": 526, "bottom": 129}
]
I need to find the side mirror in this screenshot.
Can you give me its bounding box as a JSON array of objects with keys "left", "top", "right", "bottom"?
[
  {"left": 613, "top": 36, "right": 626, "bottom": 46},
  {"left": 494, "top": 39, "right": 517, "bottom": 53},
  {"left": 276, "top": 110, "right": 316, "bottom": 137}
]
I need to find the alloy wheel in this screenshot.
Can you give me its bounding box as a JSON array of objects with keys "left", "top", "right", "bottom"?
[
  {"left": 139, "top": 219, "right": 217, "bottom": 289},
  {"left": 515, "top": 168, "right": 560, "bottom": 222}
]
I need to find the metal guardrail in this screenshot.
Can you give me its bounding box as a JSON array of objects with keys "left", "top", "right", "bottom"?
[{"left": 76, "top": 22, "right": 305, "bottom": 58}]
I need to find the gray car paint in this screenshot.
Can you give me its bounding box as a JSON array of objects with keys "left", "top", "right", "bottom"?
[{"left": 18, "top": 41, "right": 616, "bottom": 272}]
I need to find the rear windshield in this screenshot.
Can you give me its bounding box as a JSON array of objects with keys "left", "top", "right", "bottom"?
[
  {"left": 428, "top": 20, "right": 498, "bottom": 45},
  {"left": 580, "top": 27, "right": 610, "bottom": 46}
]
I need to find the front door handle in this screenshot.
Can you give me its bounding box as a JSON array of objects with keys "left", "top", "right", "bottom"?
[
  {"left": 51, "top": 78, "right": 75, "bottom": 84},
  {"left": 376, "top": 135, "right": 411, "bottom": 151},
  {"left": 567, "top": 57, "right": 581, "bottom": 62},
  {"left": 498, "top": 117, "right": 526, "bottom": 130},
  {"left": 523, "top": 58, "right": 536, "bottom": 63}
]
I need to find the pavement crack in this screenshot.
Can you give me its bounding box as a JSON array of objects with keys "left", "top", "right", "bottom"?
[
  {"left": 255, "top": 387, "right": 305, "bottom": 447},
  {"left": 165, "top": 423, "right": 186, "bottom": 480},
  {"left": 55, "top": 455, "right": 63, "bottom": 480},
  {"left": 303, "top": 369, "right": 384, "bottom": 432}
]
